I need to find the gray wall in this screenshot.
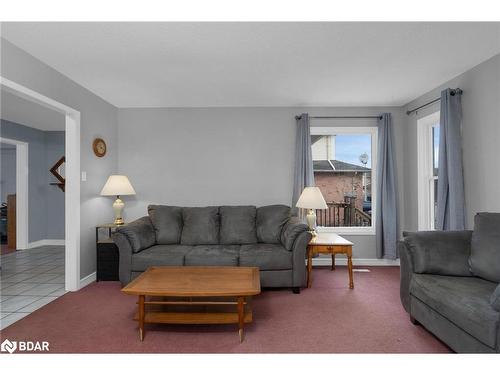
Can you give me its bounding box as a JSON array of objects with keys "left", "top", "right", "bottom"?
[
  {"left": 118, "top": 106, "right": 406, "bottom": 259},
  {"left": 0, "top": 119, "right": 65, "bottom": 241},
  {"left": 0, "top": 144, "right": 16, "bottom": 203},
  {"left": 45, "top": 131, "right": 65, "bottom": 239},
  {"left": 1, "top": 38, "right": 119, "bottom": 278},
  {"left": 403, "top": 53, "right": 500, "bottom": 231}
]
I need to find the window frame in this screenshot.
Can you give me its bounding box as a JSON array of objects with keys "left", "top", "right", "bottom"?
[
  {"left": 417, "top": 111, "right": 440, "bottom": 231},
  {"left": 310, "top": 126, "right": 378, "bottom": 236}
]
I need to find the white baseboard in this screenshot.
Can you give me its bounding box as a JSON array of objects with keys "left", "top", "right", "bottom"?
[
  {"left": 312, "top": 257, "right": 400, "bottom": 266},
  {"left": 79, "top": 272, "right": 96, "bottom": 289},
  {"left": 27, "top": 239, "right": 65, "bottom": 248}
]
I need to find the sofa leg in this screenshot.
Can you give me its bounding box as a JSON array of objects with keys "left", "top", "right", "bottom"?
[
  {"left": 292, "top": 287, "right": 301, "bottom": 294},
  {"left": 410, "top": 316, "right": 419, "bottom": 325}
]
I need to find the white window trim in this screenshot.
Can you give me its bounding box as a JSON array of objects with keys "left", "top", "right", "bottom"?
[
  {"left": 417, "top": 111, "right": 440, "bottom": 231},
  {"left": 310, "top": 126, "right": 378, "bottom": 235}
]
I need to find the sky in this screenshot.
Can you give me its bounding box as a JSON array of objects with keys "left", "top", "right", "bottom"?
[
  {"left": 314, "top": 129, "right": 440, "bottom": 169},
  {"left": 433, "top": 126, "right": 440, "bottom": 170},
  {"left": 335, "top": 134, "right": 372, "bottom": 167}
]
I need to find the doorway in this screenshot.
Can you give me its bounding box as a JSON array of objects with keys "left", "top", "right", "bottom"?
[
  {"left": 1, "top": 77, "right": 81, "bottom": 293},
  {"left": 0, "top": 137, "right": 28, "bottom": 252},
  {"left": 0, "top": 90, "right": 69, "bottom": 328}
]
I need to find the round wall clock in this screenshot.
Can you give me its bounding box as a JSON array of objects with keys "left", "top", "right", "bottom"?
[{"left": 93, "top": 138, "right": 107, "bottom": 157}]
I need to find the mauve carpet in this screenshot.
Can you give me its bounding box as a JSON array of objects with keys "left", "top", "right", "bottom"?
[{"left": 0, "top": 266, "right": 451, "bottom": 353}]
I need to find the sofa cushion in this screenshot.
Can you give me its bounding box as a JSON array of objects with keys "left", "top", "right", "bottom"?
[
  {"left": 131, "top": 244, "right": 192, "bottom": 271},
  {"left": 219, "top": 206, "right": 257, "bottom": 245},
  {"left": 148, "top": 205, "right": 183, "bottom": 244},
  {"left": 180, "top": 207, "right": 220, "bottom": 245},
  {"left": 403, "top": 231, "right": 473, "bottom": 276},
  {"left": 185, "top": 245, "right": 239, "bottom": 266},
  {"left": 410, "top": 274, "right": 499, "bottom": 348},
  {"left": 116, "top": 217, "right": 156, "bottom": 253},
  {"left": 490, "top": 284, "right": 500, "bottom": 312},
  {"left": 470, "top": 212, "right": 500, "bottom": 282},
  {"left": 256, "top": 205, "right": 290, "bottom": 243},
  {"left": 239, "top": 243, "right": 292, "bottom": 271}
]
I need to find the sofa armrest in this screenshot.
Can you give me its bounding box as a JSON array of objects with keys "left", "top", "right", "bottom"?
[
  {"left": 291, "top": 231, "right": 312, "bottom": 287},
  {"left": 280, "top": 217, "right": 309, "bottom": 251},
  {"left": 115, "top": 216, "right": 156, "bottom": 253},
  {"left": 112, "top": 231, "right": 134, "bottom": 286},
  {"left": 402, "top": 230, "right": 473, "bottom": 276}
]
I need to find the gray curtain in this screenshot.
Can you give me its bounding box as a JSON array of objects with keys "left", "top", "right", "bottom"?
[
  {"left": 292, "top": 113, "right": 314, "bottom": 215},
  {"left": 436, "top": 88, "right": 465, "bottom": 230},
  {"left": 376, "top": 113, "right": 398, "bottom": 259}
]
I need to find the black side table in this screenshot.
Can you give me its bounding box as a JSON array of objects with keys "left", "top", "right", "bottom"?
[{"left": 96, "top": 223, "right": 124, "bottom": 282}]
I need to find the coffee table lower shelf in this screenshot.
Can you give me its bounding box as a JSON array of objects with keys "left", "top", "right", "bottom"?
[
  {"left": 133, "top": 297, "right": 253, "bottom": 342},
  {"left": 134, "top": 310, "right": 253, "bottom": 325}
]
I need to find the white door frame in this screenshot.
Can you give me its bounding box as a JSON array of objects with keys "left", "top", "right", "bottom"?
[
  {"left": 1, "top": 76, "right": 81, "bottom": 291},
  {"left": 0, "top": 137, "right": 29, "bottom": 249}
]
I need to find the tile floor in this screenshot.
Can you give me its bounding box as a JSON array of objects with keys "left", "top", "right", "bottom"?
[{"left": 0, "top": 245, "right": 66, "bottom": 329}]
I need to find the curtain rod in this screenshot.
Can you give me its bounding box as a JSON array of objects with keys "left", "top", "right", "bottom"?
[
  {"left": 406, "top": 88, "right": 463, "bottom": 116},
  {"left": 295, "top": 115, "right": 382, "bottom": 120}
]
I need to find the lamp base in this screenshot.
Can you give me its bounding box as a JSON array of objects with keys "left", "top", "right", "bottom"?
[
  {"left": 114, "top": 218, "right": 125, "bottom": 226},
  {"left": 307, "top": 230, "right": 318, "bottom": 237},
  {"left": 113, "top": 197, "right": 125, "bottom": 226},
  {"left": 306, "top": 209, "right": 317, "bottom": 235}
]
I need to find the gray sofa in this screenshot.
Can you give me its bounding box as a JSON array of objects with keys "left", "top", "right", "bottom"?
[
  {"left": 399, "top": 212, "right": 500, "bottom": 353},
  {"left": 112, "top": 204, "right": 311, "bottom": 292}
]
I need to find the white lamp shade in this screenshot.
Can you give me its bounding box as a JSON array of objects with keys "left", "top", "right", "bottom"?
[
  {"left": 296, "top": 187, "right": 328, "bottom": 209},
  {"left": 100, "top": 175, "right": 136, "bottom": 196}
]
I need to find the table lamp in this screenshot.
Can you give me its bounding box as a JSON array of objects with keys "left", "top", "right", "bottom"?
[
  {"left": 296, "top": 187, "right": 327, "bottom": 236},
  {"left": 100, "top": 175, "right": 136, "bottom": 225}
]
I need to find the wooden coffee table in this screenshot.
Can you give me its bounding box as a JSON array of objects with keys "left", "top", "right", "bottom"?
[{"left": 121, "top": 266, "right": 261, "bottom": 342}]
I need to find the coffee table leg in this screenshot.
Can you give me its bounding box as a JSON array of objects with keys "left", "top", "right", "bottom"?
[
  {"left": 331, "top": 254, "right": 336, "bottom": 270},
  {"left": 138, "top": 295, "right": 145, "bottom": 341},
  {"left": 347, "top": 255, "right": 354, "bottom": 289},
  {"left": 237, "top": 296, "right": 244, "bottom": 343}
]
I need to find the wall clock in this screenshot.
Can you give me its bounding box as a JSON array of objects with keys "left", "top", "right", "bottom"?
[{"left": 93, "top": 138, "right": 107, "bottom": 157}]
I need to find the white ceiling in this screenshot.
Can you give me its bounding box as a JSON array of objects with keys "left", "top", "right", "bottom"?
[
  {"left": 2, "top": 22, "right": 500, "bottom": 108},
  {"left": 1, "top": 89, "right": 65, "bottom": 131}
]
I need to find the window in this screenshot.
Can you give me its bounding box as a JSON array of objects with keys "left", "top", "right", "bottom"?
[
  {"left": 310, "top": 127, "right": 377, "bottom": 235},
  {"left": 417, "top": 111, "right": 440, "bottom": 230}
]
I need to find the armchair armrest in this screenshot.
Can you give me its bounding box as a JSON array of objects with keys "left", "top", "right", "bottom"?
[
  {"left": 402, "top": 230, "right": 473, "bottom": 276},
  {"left": 398, "top": 241, "right": 414, "bottom": 313}
]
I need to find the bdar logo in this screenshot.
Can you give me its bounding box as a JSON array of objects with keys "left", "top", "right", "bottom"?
[{"left": 1, "top": 339, "right": 17, "bottom": 354}]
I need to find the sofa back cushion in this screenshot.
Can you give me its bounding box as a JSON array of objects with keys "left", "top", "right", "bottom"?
[
  {"left": 470, "top": 212, "right": 500, "bottom": 282},
  {"left": 181, "top": 207, "right": 220, "bottom": 245},
  {"left": 219, "top": 206, "right": 257, "bottom": 245},
  {"left": 148, "top": 205, "right": 183, "bottom": 244},
  {"left": 403, "top": 230, "right": 473, "bottom": 276},
  {"left": 256, "top": 205, "right": 290, "bottom": 243},
  {"left": 116, "top": 216, "right": 156, "bottom": 253}
]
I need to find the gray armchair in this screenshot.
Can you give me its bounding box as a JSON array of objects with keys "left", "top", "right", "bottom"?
[{"left": 400, "top": 213, "right": 500, "bottom": 353}]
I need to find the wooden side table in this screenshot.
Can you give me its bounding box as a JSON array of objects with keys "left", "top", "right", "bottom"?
[{"left": 307, "top": 232, "right": 354, "bottom": 289}]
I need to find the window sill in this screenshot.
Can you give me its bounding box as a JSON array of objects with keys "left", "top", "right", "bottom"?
[{"left": 317, "top": 227, "right": 376, "bottom": 236}]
